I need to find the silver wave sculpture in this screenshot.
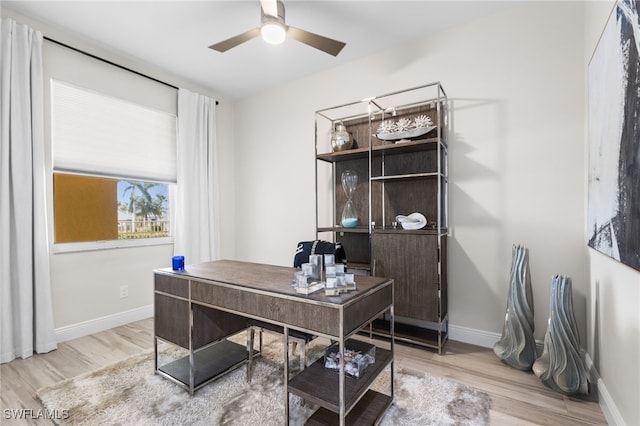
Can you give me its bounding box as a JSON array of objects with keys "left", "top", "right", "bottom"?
[
  {"left": 494, "top": 245, "right": 537, "bottom": 370},
  {"left": 533, "top": 275, "right": 589, "bottom": 395}
]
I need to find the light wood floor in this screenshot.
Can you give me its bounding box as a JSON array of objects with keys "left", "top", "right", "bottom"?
[{"left": 0, "top": 318, "right": 607, "bottom": 425}]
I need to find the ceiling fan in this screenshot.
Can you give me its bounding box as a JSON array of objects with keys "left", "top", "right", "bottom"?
[{"left": 208, "top": 0, "right": 346, "bottom": 56}]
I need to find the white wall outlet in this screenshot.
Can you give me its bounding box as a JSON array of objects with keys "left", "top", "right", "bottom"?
[{"left": 119, "top": 285, "right": 129, "bottom": 299}]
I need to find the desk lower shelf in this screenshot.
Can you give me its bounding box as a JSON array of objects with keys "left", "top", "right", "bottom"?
[
  {"left": 288, "top": 339, "right": 392, "bottom": 416},
  {"left": 156, "top": 339, "right": 248, "bottom": 391},
  {"left": 305, "top": 390, "right": 392, "bottom": 426}
]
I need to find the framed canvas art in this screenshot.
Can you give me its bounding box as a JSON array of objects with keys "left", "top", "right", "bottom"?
[{"left": 588, "top": 0, "right": 640, "bottom": 271}]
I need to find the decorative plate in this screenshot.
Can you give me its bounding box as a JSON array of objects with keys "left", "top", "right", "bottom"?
[{"left": 375, "top": 125, "right": 436, "bottom": 141}]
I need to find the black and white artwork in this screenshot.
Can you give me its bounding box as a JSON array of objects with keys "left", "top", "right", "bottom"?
[{"left": 588, "top": 0, "right": 640, "bottom": 272}]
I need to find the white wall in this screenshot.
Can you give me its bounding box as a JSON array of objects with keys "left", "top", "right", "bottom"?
[
  {"left": 235, "top": 1, "right": 588, "bottom": 342},
  {"left": 584, "top": 2, "right": 640, "bottom": 425},
  {"left": 2, "top": 7, "right": 237, "bottom": 335}
]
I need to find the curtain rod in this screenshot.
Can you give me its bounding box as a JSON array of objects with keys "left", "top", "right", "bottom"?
[{"left": 43, "top": 36, "right": 219, "bottom": 105}]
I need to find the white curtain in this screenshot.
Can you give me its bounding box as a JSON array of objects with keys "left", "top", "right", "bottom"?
[
  {"left": 174, "top": 89, "right": 220, "bottom": 265},
  {"left": 0, "top": 18, "right": 57, "bottom": 363}
]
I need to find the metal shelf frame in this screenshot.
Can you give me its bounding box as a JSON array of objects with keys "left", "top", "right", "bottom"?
[{"left": 314, "top": 82, "right": 449, "bottom": 353}]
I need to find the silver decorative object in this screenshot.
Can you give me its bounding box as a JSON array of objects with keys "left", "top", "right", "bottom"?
[
  {"left": 533, "top": 275, "right": 588, "bottom": 395},
  {"left": 330, "top": 122, "right": 352, "bottom": 152},
  {"left": 494, "top": 244, "right": 537, "bottom": 370}
]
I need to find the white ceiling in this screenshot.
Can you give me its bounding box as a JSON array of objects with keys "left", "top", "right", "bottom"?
[{"left": 3, "top": 1, "right": 515, "bottom": 99}]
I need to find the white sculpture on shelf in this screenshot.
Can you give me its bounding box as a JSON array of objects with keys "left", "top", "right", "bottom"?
[
  {"left": 375, "top": 114, "right": 436, "bottom": 142},
  {"left": 413, "top": 114, "right": 434, "bottom": 128},
  {"left": 494, "top": 244, "right": 537, "bottom": 370}
]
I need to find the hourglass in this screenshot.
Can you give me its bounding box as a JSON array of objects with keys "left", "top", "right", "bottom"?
[{"left": 340, "top": 170, "right": 358, "bottom": 227}]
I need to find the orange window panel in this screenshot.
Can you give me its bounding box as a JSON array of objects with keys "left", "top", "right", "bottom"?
[{"left": 53, "top": 174, "right": 117, "bottom": 243}]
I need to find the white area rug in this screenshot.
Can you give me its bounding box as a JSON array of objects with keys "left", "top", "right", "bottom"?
[{"left": 38, "top": 334, "right": 490, "bottom": 425}]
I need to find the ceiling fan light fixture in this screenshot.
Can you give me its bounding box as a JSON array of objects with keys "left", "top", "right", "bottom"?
[
  {"left": 209, "top": 0, "right": 346, "bottom": 55},
  {"left": 261, "top": 22, "right": 286, "bottom": 45}
]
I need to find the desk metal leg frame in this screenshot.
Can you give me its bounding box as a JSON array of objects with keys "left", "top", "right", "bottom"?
[
  {"left": 284, "top": 326, "right": 290, "bottom": 425},
  {"left": 339, "top": 309, "right": 346, "bottom": 426}
]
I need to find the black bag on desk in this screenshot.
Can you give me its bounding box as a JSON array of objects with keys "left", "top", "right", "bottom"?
[{"left": 293, "top": 240, "right": 347, "bottom": 267}]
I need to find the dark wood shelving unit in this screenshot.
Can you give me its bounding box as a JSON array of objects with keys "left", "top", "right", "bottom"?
[{"left": 315, "top": 83, "right": 449, "bottom": 354}]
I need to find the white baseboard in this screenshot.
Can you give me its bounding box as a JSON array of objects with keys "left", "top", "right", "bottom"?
[
  {"left": 54, "top": 305, "right": 153, "bottom": 343},
  {"left": 449, "top": 324, "right": 547, "bottom": 353},
  {"left": 585, "top": 352, "right": 624, "bottom": 426},
  {"left": 448, "top": 324, "right": 500, "bottom": 348}
]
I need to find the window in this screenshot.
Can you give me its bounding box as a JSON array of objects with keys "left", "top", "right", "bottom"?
[
  {"left": 116, "top": 180, "right": 169, "bottom": 240},
  {"left": 53, "top": 174, "right": 170, "bottom": 243},
  {"left": 51, "top": 80, "right": 176, "bottom": 247}
]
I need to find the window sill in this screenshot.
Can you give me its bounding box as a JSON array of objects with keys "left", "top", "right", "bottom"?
[{"left": 52, "top": 237, "right": 173, "bottom": 254}]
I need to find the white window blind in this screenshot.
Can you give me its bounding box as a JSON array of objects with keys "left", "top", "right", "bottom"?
[{"left": 51, "top": 79, "right": 177, "bottom": 182}]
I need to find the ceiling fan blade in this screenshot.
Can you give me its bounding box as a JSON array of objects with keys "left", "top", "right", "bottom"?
[
  {"left": 208, "top": 28, "right": 261, "bottom": 52},
  {"left": 287, "top": 26, "right": 346, "bottom": 56},
  {"left": 260, "top": 0, "right": 279, "bottom": 17}
]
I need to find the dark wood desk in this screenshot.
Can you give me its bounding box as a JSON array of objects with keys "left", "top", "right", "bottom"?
[{"left": 154, "top": 259, "right": 394, "bottom": 425}]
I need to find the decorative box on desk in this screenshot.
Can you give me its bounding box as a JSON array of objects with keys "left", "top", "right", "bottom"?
[{"left": 324, "top": 340, "right": 376, "bottom": 379}]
